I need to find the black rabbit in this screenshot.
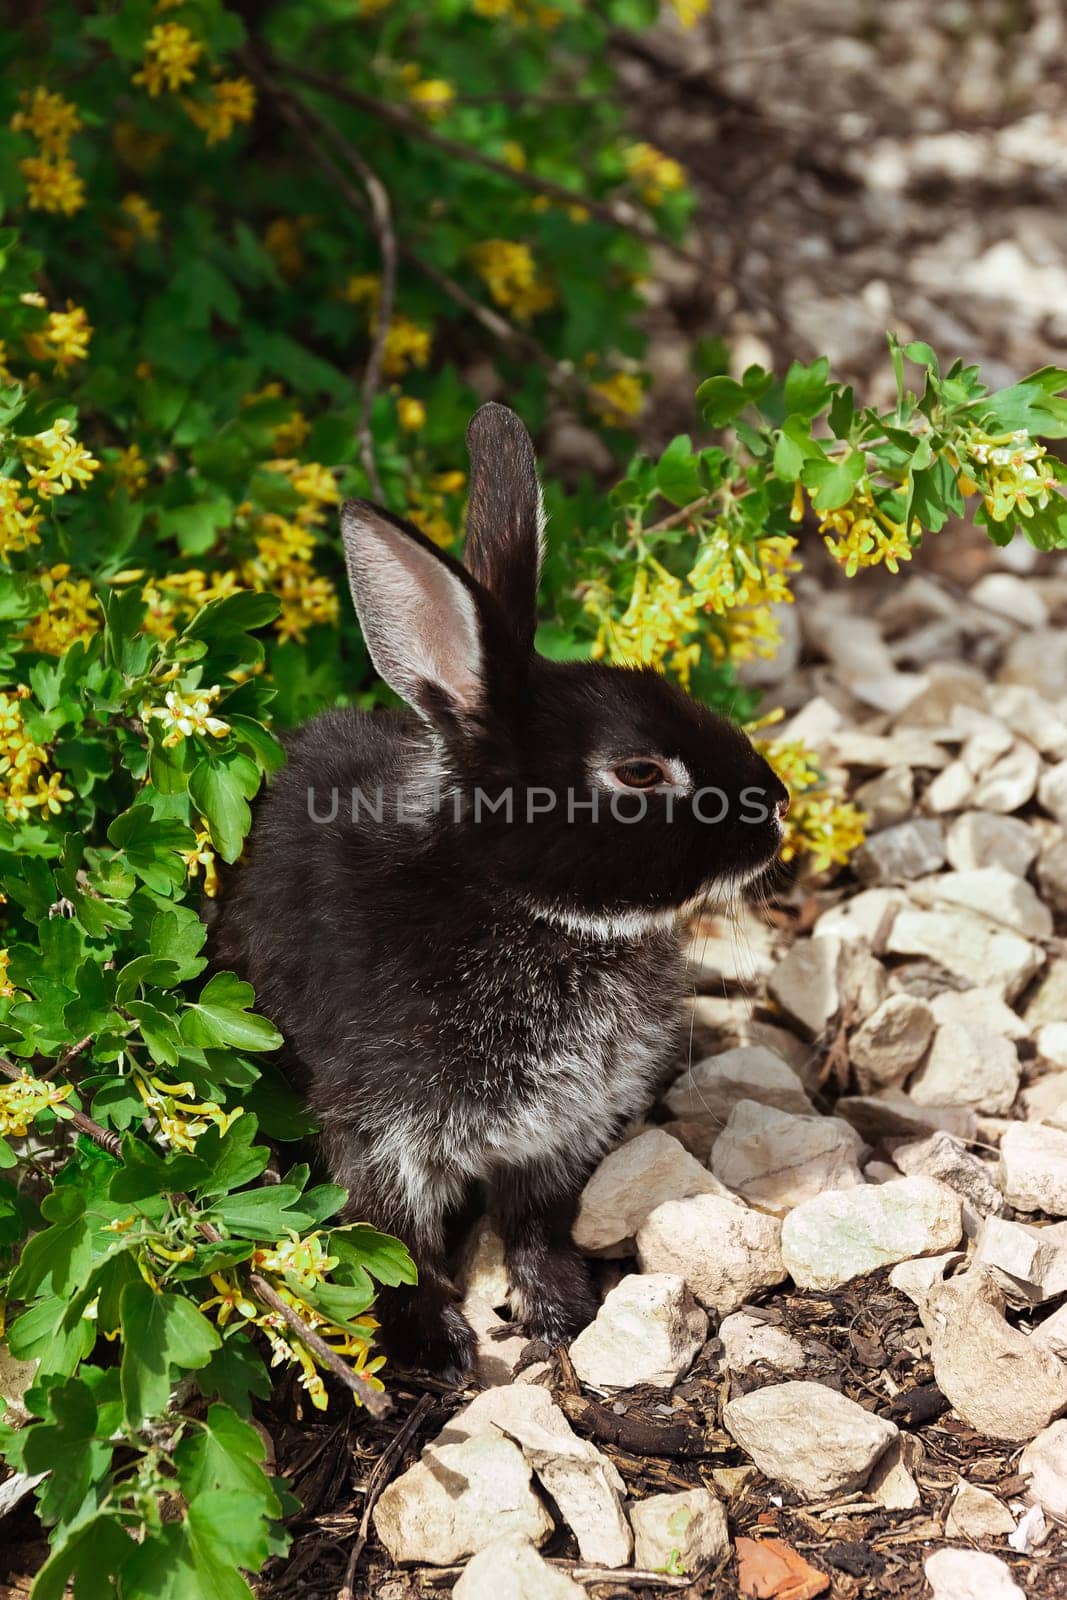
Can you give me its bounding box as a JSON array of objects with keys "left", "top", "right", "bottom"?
[{"left": 211, "top": 403, "right": 788, "bottom": 1374}]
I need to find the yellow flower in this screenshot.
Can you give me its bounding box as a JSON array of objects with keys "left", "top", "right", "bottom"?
[
  {"left": 962, "top": 428, "right": 1059, "bottom": 524},
  {"left": 133, "top": 23, "right": 204, "bottom": 97},
  {"left": 623, "top": 142, "right": 686, "bottom": 205},
  {"left": 404, "top": 73, "right": 455, "bottom": 117},
  {"left": 264, "top": 216, "right": 311, "bottom": 280},
  {"left": 274, "top": 565, "right": 340, "bottom": 642},
  {"left": 180, "top": 827, "right": 221, "bottom": 898},
  {"left": 144, "top": 685, "right": 231, "bottom": 748},
  {"left": 19, "top": 419, "right": 99, "bottom": 498},
  {"left": 589, "top": 372, "right": 644, "bottom": 427},
  {"left": 817, "top": 492, "right": 917, "bottom": 578},
  {"left": 0, "top": 477, "right": 43, "bottom": 559},
  {"left": 22, "top": 565, "right": 101, "bottom": 657},
  {"left": 381, "top": 316, "right": 432, "bottom": 378},
  {"left": 667, "top": 0, "right": 711, "bottom": 25},
  {"left": 343, "top": 273, "right": 381, "bottom": 307},
  {"left": 252, "top": 1231, "right": 338, "bottom": 1290},
  {"left": 396, "top": 396, "right": 426, "bottom": 431},
  {"left": 469, "top": 240, "right": 556, "bottom": 322},
  {"left": 0, "top": 1073, "right": 73, "bottom": 1138},
  {"left": 111, "top": 443, "right": 150, "bottom": 497},
  {"left": 183, "top": 78, "right": 256, "bottom": 145},
  {"left": 760, "top": 736, "right": 867, "bottom": 870},
  {"left": 0, "top": 949, "right": 14, "bottom": 1000},
  {"left": 269, "top": 459, "right": 340, "bottom": 524},
  {"left": 19, "top": 155, "right": 85, "bottom": 216},
  {"left": 271, "top": 409, "right": 311, "bottom": 454},
  {"left": 133, "top": 1069, "right": 242, "bottom": 1153},
  {"left": 24, "top": 303, "right": 93, "bottom": 373},
  {"left": 433, "top": 470, "right": 466, "bottom": 494},
  {"left": 0, "top": 686, "right": 65, "bottom": 821},
  {"left": 588, "top": 562, "right": 701, "bottom": 682},
  {"left": 119, "top": 192, "right": 161, "bottom": 243},
  {"left": 11, "top": 88, "right": 82, "bottom": 156},
  {"left": 408, "top": 504, "right": 454, "bottom": 548}
]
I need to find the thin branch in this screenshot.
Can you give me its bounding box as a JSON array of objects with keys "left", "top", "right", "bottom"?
[
  {"left": 338, "top": 1391, "right": 435, "bottom": 1597},
  {"left": 0, "top": 1053, "right": 391, "bottom": 1419},
  {"left": 643, "top": 493, "right": 716, "bottom": 536},
  {"left": 268, "top": 54, "right": 697, "bottom": 261}
]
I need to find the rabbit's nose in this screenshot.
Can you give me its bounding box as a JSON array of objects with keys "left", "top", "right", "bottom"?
[{"left": 775, "top": 793, "right": 790, "bottom": 819}]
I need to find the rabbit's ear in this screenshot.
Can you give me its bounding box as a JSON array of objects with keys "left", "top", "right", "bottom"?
[
  {"left": 341, "top": 500, "right": 486, "bottom": 722},
  {"left": 463, "top": 402, "right": 543, "bottom": 651}
]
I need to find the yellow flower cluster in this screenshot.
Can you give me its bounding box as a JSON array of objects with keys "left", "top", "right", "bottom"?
[
  {"left": 813, "top": 489, "right": 916, "bottom": 578},
  {"left": 396, "top": 396, "right": 426, "bottom": 431},
  {"left": 0, "top": 685, "right": 73, "bottom": 822},
  {"left": 179, "top": 826, "right": 221, "bottom": 898},
  {"left": 143, "top": 684, "right": 231, "bottom": 748},
  {"left": 381, "top": 316, "right": 432, "bottom": 379},
  {"left": 133, "top": 1069, "right": 242, "bottom": 1153},
  {"left": 24, "top": 303, "right": 93, "bottom": 374},
  {"left": 588, "top": 562, "right": 701, "bottom": 686},
  {"left": 0, "top": 476, "right": 43, "bottom": 559},
  {"left": 114, "top": 193, "right": 162, "bottom": 253},
  {"left": 623, "top": 142, "right": 686, "bottom": 206},
  {"left": 12, "top": 87, "right": 85, "bottom": 216},
  {"left": 0, "top": 948, "right": 14, "bottom": 1000},
  {"left": 23, "top": 565, "right": 101, "bottom": 657},
  {"left": 183, "top": 78, "right": 257, "bottom": 145},
  {"left": 18, "top": 419, "right": 99, "bottom": 499},
  {"left": 472, "top": 0, "right": 563, "bottom": 26},
  {"left": 959, "top": 427, "right": 1059, "bottom": 524},
  {"left": 0, "top": 1072, "right": 73, "bottom": 1138},
  {"left": 200, "top": 1233, "right": 384, "bottom": 1410},
  {"left": 111, "top": 443, "right": 151, "bottom": 497},
  {"left": 134, "top": 567, "right": 241, "bottom": 641},
  {"left": 407, "top": 470, "right": 466, "bottom": 548},
  {"left": 760, "top": 738, "right": 867, "bottom": 872},
  {"left": 133, "top": 23, "right": 204, "bottom": 96},
  {"left": 400, "top": 65, "right": 455, "bottom": 117},
  {"left": 668, "top": 0, "right": 711, "bottom": 25},
  {"left": 469, "top": 240, "right": 557, "bottom": 322},
  {"left": 264, "top": 216, "right": 311, "bottom": 280},
  {"left": 589, "top": 372, "right": 644, "bottom": 428}
]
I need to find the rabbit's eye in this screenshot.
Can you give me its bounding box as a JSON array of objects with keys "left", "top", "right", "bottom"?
[{"left": 612, "top": 760, "right": 668, "bottom": 789}]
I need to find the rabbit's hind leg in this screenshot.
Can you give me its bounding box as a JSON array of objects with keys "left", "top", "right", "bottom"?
[
  {"left": 489, "top": 1158, "right": 598, "bottom": 1346},
  {"left": 322, "top": 1122, "right": 476, "bottom": 1379}
]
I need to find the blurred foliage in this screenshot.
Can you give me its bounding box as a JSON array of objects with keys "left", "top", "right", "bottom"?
[{"left": 0, "top": 0, "right": 1064, "bottom": 1592}]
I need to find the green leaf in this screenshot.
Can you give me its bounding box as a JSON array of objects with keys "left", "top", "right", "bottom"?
[
  {"left": 181, "top": 972, "right": 282, "bottom": 1053},
  {"left": 9, "top": 1188, "right": 90, "bottom": 1301},
  {"left": 119, "top": 1283, "right": 221, "bottom": 1427},
  {"left": 654, "top": 435, "right": 704, "bottom": 506},
  {"left": 175, "top": 1404, "right": 278, "bottom": 1512},
  {"left": 695, "top": 375, "right": 749, "bottom": 428},
  {"left": 189, "top": 761, "right": 253, "bottom": 864},
  {"left": 126, "top": 1001, "right": 182, "bottom": 1067},
  {"left": 801, "top": 452, "right": 865, "bottom": 511},
  {"left": 27, "top": 1513, "right": 131, "bottom": 1600}
]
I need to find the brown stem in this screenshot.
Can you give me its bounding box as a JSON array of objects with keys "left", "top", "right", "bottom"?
[
  {"left": 0, "top": 1053, "right": 122, "bottom": 1156},
  {"left": 270, "top": 55, "right": 695, "bottom": 259},
  {"left": 643, "top": 493, "right": 716, "bottom": 536}
]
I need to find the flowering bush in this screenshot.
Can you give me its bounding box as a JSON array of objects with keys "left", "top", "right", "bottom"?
[{"left": 0, "top": 0, "right": 1065, "bottom": 1593}]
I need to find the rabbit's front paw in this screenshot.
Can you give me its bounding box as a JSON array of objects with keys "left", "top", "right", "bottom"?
[
  {"left": 382, "top": 1289, "right": 477, "bottom": 1381},
  {"left": 512, "top": 1248, "right": 598, "bottom": 1346}
]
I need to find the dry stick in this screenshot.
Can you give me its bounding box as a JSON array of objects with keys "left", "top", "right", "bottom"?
[
  {"left": 643, "top": 492, "right": 716, "bottom": 537},
  {"left": 0, "top": 1053, "right": 391, "bottom": 1420},
  {"left": 338, "top": 1390, "right": 435, "bottom": 1599},
  {"left": 271, "top": 55, "right": 696, "bottom": 261}
]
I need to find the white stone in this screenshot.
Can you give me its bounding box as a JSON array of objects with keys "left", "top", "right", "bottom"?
[
  {"left": 463, "top": 1294, "right": 531, "bottom": 1389},
  {"left": 710, "top": 1101, "right": 864, "bottom": 1216},
  {"left": 972, "top": 572, "right": 1049, "bottom": 628},
  {"left": 1038, "top": 838, "right": 1067, "bottom": 913},
  {"left": 1019, "top": 1420, "right": 1067, "bottom": 1523},
  {"left": 629, "top": 1488, "right": 730, "bottom": 1575},
  {"left": 854, "top": 765, "right": 914, "bottom": 829},
  {"left": 0, "top": 1346, "right": 38, "bottom": 1430},
  {"left": 885, "top": 906, "right": 1044, "bottom": 1000},
  {"left": 908, "top": 1019, "right": 1021, "bottom": 1116},
  {"left": 636, "top": 1193, "right": 786, "bottom": 1315},
  {"left": 1023, "top": 1072, "right": 1067, "bottom": 1128},
  {"left": 766, "top": 938, "right": 843, "bottom": 1040},
  {"left": 718, "top": 1309, "right": 806, "bottom": 1374},
  {"left": 665, "top": 1047, "right": 814, "bottom": 1127},
  {"left": 434, "top": 1385, "right": 631, "bottom": 1568},
  {"left": 970, "top": 739, "right": 1041, "bottom": 813},
  {"left": 925, "top": 759, "right": 976, "bottom": 814},
  {"left": 1025, "top": 958, "right": 1067, "bottom": 1027},
  {"left": 723, "top": 1381, "right": 897, "bottom": 1499},
  {"left": 891, "top": 1132, "right": 1003, "bottom": 1221},
  {"left": 961, "top": 720, "right": 1015, "bottom": 777},
  {"left": 568, "top": 1274, "right": 707, "bottom": 1391},
  {"left": 781, "top": 1178, "right": 962, "bottom": 1290},
  {"left": 912, "top": 867, "right": 1052, "bottom": 940},
  {"left": 835, "top": 1094, "right": 977, "bottom": 1145},
  {"left": 990, "top": 684, "right": 1067, "bottom": 761},
  {"left": 925, "top": 1549, "right": 1024, "bottom": 1600},
  {"left": 829, "top": 730, "right": 950, "bottom": 770},
  {"left": 888, "top": 1252, "right": 962, "bottom": 1309},
  {"left": 1037, "top": 1025, "right": 1067, "bottom": 1069},
  {"left": 850, "top": 994, "right": 935, "bottom": 1092},
  {"left": 946, "top": 812, "right": 1039, "bottom": 876},
  {"left": 973, "top": 1216, "right": 1067, "bottom": 1305},
  {"left": 1009, "top": 1502, "right": 1048, "bottom": 1554},
  {"left": 814, "top": 887, "right": 906, "bottom": 946},
  {"left": 460, "top": 1219, "right": 511, "bottom": 1312},
  {"left": 573, "top": 1129, "right": 728, "bottom": 1256},
  {"left": 866, "top": 1436, "right": 922, "bottom": 1510},
  {"left": 1033, "top": 1302, "right": 1067, "bottom": 1360},
  {"left": 373, "top": 1434, "right": 552, "bottom": 1565},
  {"left": 1000, "top": 1123, "right": 1067, "bottom": 1216},
  {"left": 1038, "top": 760, "right": 1067, "bottom": 828},
  {"left": 945, "top": 1480, "right": 1016, "bottom": 1539},
  {"left": 453, "top": 1536, "right": 584, "bottom": 1600},
  {"left": 684, "top": 905, "right": 778, "bottom": 985},
  {"left": 925, "top": 1270, "right": 1067, "bottom": 1442},
  {"left": 929, "top": 987, "right": 1028, "bottom": 1041},
  {"left": 854, "top": 820, "right": 946, "bottom": 885}
]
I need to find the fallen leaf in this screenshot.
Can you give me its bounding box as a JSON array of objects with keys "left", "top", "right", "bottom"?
[{"left": 736, "top": 1535, "right": 831, "bottom": 1600}]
